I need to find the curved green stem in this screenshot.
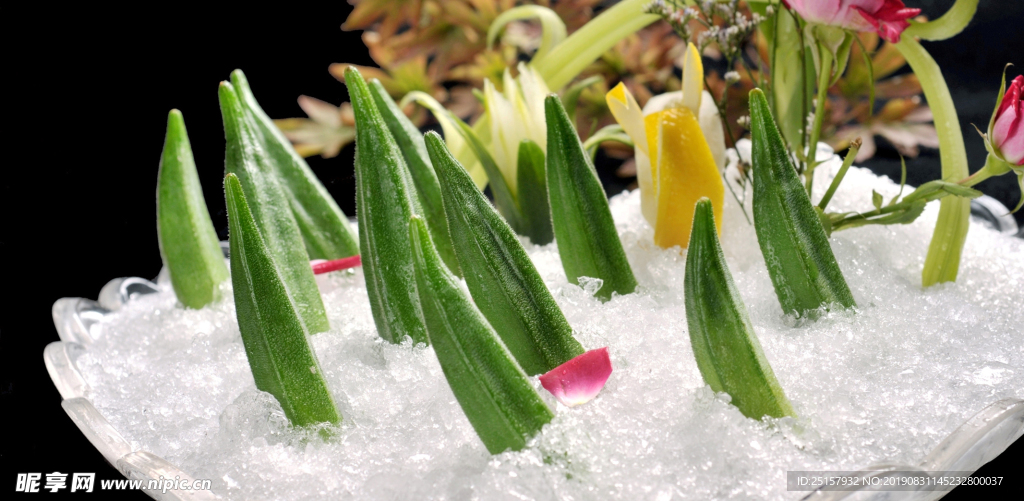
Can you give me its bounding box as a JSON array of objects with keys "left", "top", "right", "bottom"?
[
  {"left": 895, "top": 37, "right": 971, "bottom": 287},
  {"left": 902, "top": 0, "right": 979, "bottom": 41},
  {"left": 488, "top": 5, "right": 567, "bottom": 62},
  {"left": 532, "top": 0, "right": 658, "bottom": 90}
]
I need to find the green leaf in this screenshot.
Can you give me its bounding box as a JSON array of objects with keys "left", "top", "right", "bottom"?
[
  {"left": 749, "top": 89, "right": 856, "bottom": 317},
  {"left": 230, "top": 70, "right": 359, "bottom": 260},
  {"left": 988, "top": 66, "right": 1011, "bottom": 138},
  {"left": 769, "top": 7, "right": 809, "bottom": 152},
  {"left": 888, "top": 155, "right": 908, "bottom": 206},
  {"left": 545, "top": 95, "right": 637, "bottom": 301},
  {"left": 225, "top": 173, "right": 339, "bottom": 427},
  {"left": 345, "top": 67, "right": 429, "bottom": 344},
  {"left": 871, "top": 190, "right": 883, "bottom": 211},
  {"left": 582, "top": 124, "right": 633, "bottom": 160},
  {"left": 838, "top": 200, "right": 929, "bottom": 231},
  {"left": 426, "top": 133, "right": 583, "bottom": 375},
  {"left": 852, "top": 36, "right": 876, "bottom": 118},
  {"left": 562, "top": 75, "right": 602, "bottom": 123},
  {"left": 220, "top": 81, "right": 330, "bottom": 334},
  {"left": 830, "top": 32, "right": 855, "bottom": 87},
  {"left": 408, "top": 216, "right": 553, "bottom": 453},
  {"left": 685, "top": 199, "right": 795, "bottom": 420},
  {"left": 156, "top": 110, "right": 229, "bottom": 309},
  {"left": 936, "top": 181, "right": 983, "bottom": 199},
  {"left": 515, "top": 139, "right": 554, "bottom": 245},
  {"left": 878, "top": 200, "right": 928, "bottom": 225}
]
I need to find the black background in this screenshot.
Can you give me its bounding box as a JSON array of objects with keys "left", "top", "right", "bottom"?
[{"left": 2, "top": 1, "right": 1021, "bottom": 499}]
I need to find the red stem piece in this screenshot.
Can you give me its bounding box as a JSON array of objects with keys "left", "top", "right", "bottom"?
[{"left": 311, "top": 255, "right": 362, "bottom": 275}]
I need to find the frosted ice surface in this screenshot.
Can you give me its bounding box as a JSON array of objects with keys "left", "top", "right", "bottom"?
[{"left": 75, "top": 164, "right": 1024, "bottom": 500}]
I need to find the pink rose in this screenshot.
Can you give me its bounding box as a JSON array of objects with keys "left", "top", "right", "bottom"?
[
  {"left": 993, "top": 75, "right": 1024, "bottom": 166},
  {"left": 782, "top": 0, "right": 921, "bottom": 43}
]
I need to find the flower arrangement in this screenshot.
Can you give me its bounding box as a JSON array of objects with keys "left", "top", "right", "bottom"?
[{"left": 44, "top": 1, "right": 1024, "bottom": 499}]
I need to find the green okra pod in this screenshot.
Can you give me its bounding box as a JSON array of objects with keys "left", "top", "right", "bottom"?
[
  {"left": 156, "top": 110, "right": 229, "bottom": 309},
  {"left": 515, "top": 139, "right": 554, "bottom": 245},
  {"left": 230, "top": 70, "right": 360, "bottom": 261},
  {"left": 220, "top": 81, "right": 330, "bottom": 334},
  {"left": 345, "top": 67, "right": 428, "bottom": 344},
  {"left": 408, "top": 216, "right": 553, "bottom": 453},
  {"left": 685, "top": 198, "right": 794, "bottom": 420},
  {"left": 225, "top": 173, "right": 340, "bottom": 427},
  {"left": 749, "top": 89, "right": 856, "bottom": 317},
  {"left": 367, "top": 79, "right": 460, "bottom": 274},
  {"left": 544, "top": 95, "right": 637, "bottom": 300},
  {"left": 425, "top": 132, "right": 584, "bottom": 375},
  {"left": 451, "top": 114, "right": 524, "bottom": 233}
]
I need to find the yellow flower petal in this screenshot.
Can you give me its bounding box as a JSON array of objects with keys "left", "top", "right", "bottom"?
[
  {"left": 681, "top": 43, "right": 703, "bottom": 115},
  {"left": 645, "top": 107, "right": 724, "bottom": 249},
  {"left": 607, "top": 82, "right": 657, "bottom": 225}
]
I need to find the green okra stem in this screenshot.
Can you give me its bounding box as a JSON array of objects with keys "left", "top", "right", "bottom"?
[
  {"left": 225, "top": 173, "right": 340, "bottom": 427},
  {"left": 220, "top": 81, "right": 330, "bottom": 334},
  {"left": 544, "top": 95, "right": 637, "bottom": 300},
  {"left": 367, "top": 79, "right": 460, "bottom": 274},
  {"left": 156, "top": 110, "right": 229, "bottom": 309},
  {"left": 230, "top": 70, "right": 359, "bottom": 261},
  {"left": 345, "top": 67, "right": 429, "bottom": 344},
  {"left": 749, "top": 89, "right": 856, "bottom": 317},
  {"left": 408, "top": 216, "right": 552, "bottom": 454},
  {"left": 685, "top": 198, "right": 795, "bottom": 420},
  {"left": 425, "top": 132, "right": 583, "bottom": 375}
]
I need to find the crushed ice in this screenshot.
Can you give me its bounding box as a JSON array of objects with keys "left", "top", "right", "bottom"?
[{"left": 74, "top": 164, "right": 1024, "bottom": 500}]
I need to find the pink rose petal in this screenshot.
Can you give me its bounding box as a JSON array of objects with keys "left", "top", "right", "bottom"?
[
  {"left": 784, "top": 0, "right": 919, "bottom": 43},
  {"left": 855, "top": 1, "right": 920, "bottom": 43},
  {"left": 993, "top": 75, "right": 1024, "bottom": 166},
  {"left": 311, "top": 255, "right": 362, "bottom": 274},
  {"left": 539, "top": 347, "right": 613, "bottom": 407}
]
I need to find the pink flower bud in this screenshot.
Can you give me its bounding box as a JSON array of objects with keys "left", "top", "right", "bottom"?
[
  {"left": 782, "top": 0, "right": 921, "bottom": 43},
  {"left": 539, "top": 347, "right": 613, "bottom": 407},
  {"left": 993, "top": 75, "right": 1024, "bottom": 166}
]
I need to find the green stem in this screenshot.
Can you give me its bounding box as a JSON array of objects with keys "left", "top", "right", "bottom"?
[
  {"left": 902, "top": 0, "right": 979, "bottom": 41},
  {"left": 805, "top": 46, "right": 833, "bottom": 195},
  {"left": 831, "top": 162, "right": 993, "bottom": 231},
  {"left": 895, "top": 37, "right": 971, "bottom": 287},
  {"left": 817, "top": 139, "right": 860, "bottom": 211},
  {"left": 793, "top": 6, "right": 810, "bottom": 170},
  {"left": 958, "top": 164, "right": 996, "bottom": 187},
  {"left": 532, "top": 0, "right": 658, "bottom": 90}
]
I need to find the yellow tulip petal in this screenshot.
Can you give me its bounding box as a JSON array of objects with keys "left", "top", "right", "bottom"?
[
  {"left": 606, "top": 83, "right": 649, "bottom": 155},
  {"left": 607, "top": 82, "right": 657, "bottom": 225},
  {"left": 681, "top": 43, "right": 703, "bottom": 115},
  {"left": 645, "top": 107, "right": 724, "bottom": 249}
]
